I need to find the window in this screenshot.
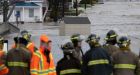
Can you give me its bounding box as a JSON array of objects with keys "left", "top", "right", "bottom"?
[{"left": 29, "top": 8, "right": 34, "bottom": 17}]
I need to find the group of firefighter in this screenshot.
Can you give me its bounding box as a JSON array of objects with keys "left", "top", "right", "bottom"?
[{"left": 0, "top": 30, "right": 140, "bottom": 75}]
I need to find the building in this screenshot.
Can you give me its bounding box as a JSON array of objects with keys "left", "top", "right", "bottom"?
[
  {"left": 100, "top": 0, "right": 140, "bottom": 2},
  {"left": 0, "top": 0, "right": 47, "bottom": 23}
]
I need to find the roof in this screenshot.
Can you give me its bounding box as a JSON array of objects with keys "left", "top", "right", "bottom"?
[
  {"left": 15, "top": 2, "right": 39, "bottom": 6},
  {"left": 63, "top": 17, "right": 91, "bottom": 24}
]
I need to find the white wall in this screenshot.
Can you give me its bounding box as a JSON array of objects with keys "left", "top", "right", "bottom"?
[
  {"left": 24, "top": 7, "right": 42, "bottom": 22},
  {"left": 35, "top": 2, "right": 43, "bottom": 22},
  {"left": 5, "top": 7, "right": 42, "bottom": 22},
  {"left": 9, "top": 8, "right": 23, "bottom": 22}
]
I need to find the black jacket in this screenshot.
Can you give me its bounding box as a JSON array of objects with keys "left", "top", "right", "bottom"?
[
  {"left": 6, "top": 44, "right": 31, "bottom": 75},
  {"left": 56, "top": 55, "right": 82, "bottom": 75},
  {"left": 82, "top": 46, "right": 113, "bottom": 75}
]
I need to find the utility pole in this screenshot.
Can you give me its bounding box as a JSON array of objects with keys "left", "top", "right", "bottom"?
[
  {"left": 76, "top": 0, "right": 78, "bottom": 16},
  {"left": 90, "top": 0, "right": 93, "bottom": 6},
  {"left": 3, "top": 0, "right": 9, "bottom": 23},
  {"left": 62, "top": 0, "right": 65, "bottom": 17},
  {"left": 84, "top": 0, "right": 87, "bottom": 9}
]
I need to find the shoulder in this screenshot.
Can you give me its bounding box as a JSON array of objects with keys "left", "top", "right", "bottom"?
[
  {"left": 84, "top": 50, "right": 91, "bottom": 56},
  {"left": 27, "top": 42, "right": 34, "bottom": 47},
  {"left": 97, "top": 47, "right": 107, "bottom": 52},
  {"left": 111, "top": 45, "right": 119, "bottom": 50},
  {"left": 21, "top": 47, "right": 31, "bottom": 53},
  {"left": 57, "top": 58, "right": 65, "bottom": 66},
  {"left": 33, "top": 51, "right": 41, "bottom": 56},
  {"left": 129, "top": 51, "right": 138, "bottom": 57},
  {"left": 7, "top": 48, "right": 16, "bottom": 53},
  {"left": 112, "top": 50, "right": 121, "bottom": 57}
]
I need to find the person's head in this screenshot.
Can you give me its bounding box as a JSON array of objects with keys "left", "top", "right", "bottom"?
[
  {"left": 14, "top": 37, "right": 28, "bottom": 46},
  {"left": 117, "top": 36, "right": 131, "bottom": 50},
  {"left": 71, "top": 34, "right": 83, "bottom": 47},
  {"left": 61, "top": 41, "right": 74, "bottom": 56},
  {"left": 0, "top": 36, "right": 4, "bottom": 50},
  {"left": 21, "top": 30, "right": 31, "bottom": 41},
  {"left": 40, "top": 34, "right": 52, "bottom": 52},
  {"left": 86, "top": 34, "right": 100, "bottom": 48},
  {"left": 105, "top": 30, "right": 118, "bottom": 45}
]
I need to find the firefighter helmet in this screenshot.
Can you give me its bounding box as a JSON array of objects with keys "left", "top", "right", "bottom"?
[
  {"left": 21, "top": 30, "right": 31, "bottom": 41},
  {"left": 117, "top": 36, "right": 130, "bottom": 47},
  {"left": 86, "top": 34, "right": 100, "bottom": 44},
  {"left": 105, "top": 30, "right": 118, "bottom": 41},
  {"left": 61, "top": 41, "right": 74, "bottom": 54},
  {"left": 71, "top": 34, "right": 83, "bottom": 42}
]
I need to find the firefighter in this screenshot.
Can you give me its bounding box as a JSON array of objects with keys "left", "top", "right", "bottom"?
[
  {"left": 82, "top": 34, "right": 113, "bottom": 75},
  {"left": 103, "top": 30, "right": 119, "bottom": 56},
  {"left": 56, "top": 41, "right": 82, "bottom": 75},
  {"left": 0, "top": 36, "right": 8, "bottom": 75},
  {"left": 112, "top": 36, "right": 140, "bottom": 75},
  {"left": 30, "top": 34, "right": 56, "bottom": 75},
  {"left": 6, "top": 37, "right": 31, "bottom": 75},
  {"left": 71, "top": 34, "right": 83, "bottom": 61},
  {"left": 21, "top": 30, "right": 38, "bottom": 55},
  {"left": 12, "top": 30, "right": 37, "bottom": 55}
]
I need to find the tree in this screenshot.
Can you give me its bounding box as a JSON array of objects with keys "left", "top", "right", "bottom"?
[
  {"left": 0, "top": 0, "right": 17, "bottom": 22},
  {"left": 80, "top": 0, "right": 98, "bottom": 4}
]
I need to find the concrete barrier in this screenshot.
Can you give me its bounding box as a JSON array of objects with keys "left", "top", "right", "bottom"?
[{"left": 59, "top": 17, "right": 91, "bottom": 36}]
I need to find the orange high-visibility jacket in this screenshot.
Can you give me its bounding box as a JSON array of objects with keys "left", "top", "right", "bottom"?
[
  {"left": 26, "top": 42, "right": 37, "bottom": 55},
  {"left": 0, "top": 51, "right": 8, "bottom": 75},
  {"left": 30, "top": 48, "right": 56, "bottom": 75}
]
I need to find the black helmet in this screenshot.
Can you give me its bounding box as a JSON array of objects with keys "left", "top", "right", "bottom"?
[
  {"left": 86, "top": 34, "right": 100, "bottom": 44},
  {"left": 105, "top": 30, "right": 117, "bottom": 41},
  {"left": 21, "top": 30, "right": 31, "bottom": 41},
  {"left": 61, "top": 42, "right": 74, "bottom": 54},
  {"left": 21, "top": 30, "right": 28, "bottom": 36},
  {"left": 71, "top": 34, "right": 83, "bottom": 42},
  {"left": 117, "top": 36, "right": 130, "bottom": 48}
]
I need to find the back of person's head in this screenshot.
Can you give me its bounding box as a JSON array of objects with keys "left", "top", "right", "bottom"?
[
  {"left": 117, "top": 36, "right": 131, "bottom": 50},
  {"left": 105, "top": 30, "right": 118, "bottom": 45},
  {"left": 61, "top": 41, "right": 74, "bottom": 55},
  {"left": 14, "top": 37, "right": 28, "bottom": 46},
  {"left": 70, "top": 34, "right": 83, "bottom": 47},
  {"left": 86, "top": 34, "right": 100, "bottom": 48},
  {"left": 21, "top": 30, "right": 31, "bottom": 41}
]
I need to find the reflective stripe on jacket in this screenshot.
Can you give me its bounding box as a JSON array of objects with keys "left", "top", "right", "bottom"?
[
  {"left": 114, "top": 64, "right": 136, "bottom": 69},
  {"left": 88, "top": 59, "right": 109, "bottom": 66},
  {"left": 8, "top": 62, "right": 28, "bottom": 67},
  {"left": 60, "top": 69, "right": 81, "bottom": 75}
]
